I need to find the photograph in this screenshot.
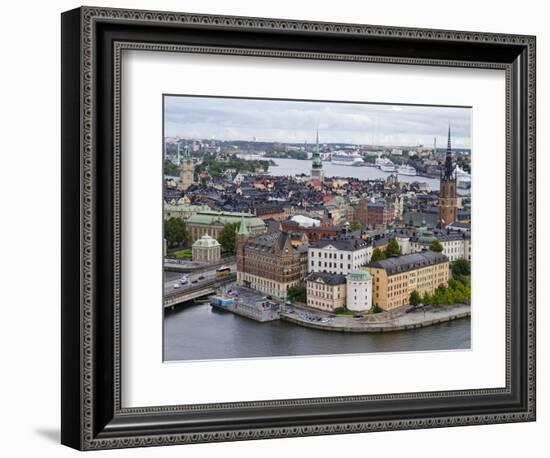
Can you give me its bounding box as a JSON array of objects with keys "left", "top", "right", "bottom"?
[
  {"left": 162, "top": 95, "right": 473, "bottom": 361},
  {"left": 54, "top": 2, "right": 537, "bottom": 452}
]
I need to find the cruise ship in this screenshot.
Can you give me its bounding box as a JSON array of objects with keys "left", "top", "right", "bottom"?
[
  {"left": 331, "top": 151, "right": 365, "bottom": 166},
  {"left": 397, "top": 164, "right": 417, "bottom": 176},
  {"left": 375, "top": 156, "right": 396, "bottom": 172},
  {"left": 455, "top": 165, "right": 471, "bottom": 189}
]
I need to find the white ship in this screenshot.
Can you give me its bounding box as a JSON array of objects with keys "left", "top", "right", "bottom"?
[
  {"left": 397, "top": 164, "right": 417, "bottom": 176},
  {"left": 331, "top": 151, "right": 365, "bottom": 166},
  {"left": 455, "top": 165, "right": 471, "bottom": 189},
  {"left": 375, "top": 155, "right": 396, "bottom": 172}
]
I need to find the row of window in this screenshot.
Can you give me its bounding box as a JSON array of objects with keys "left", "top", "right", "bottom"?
[
  {"left": 311, "top": 251, "right": 353, "bottom": 260},
  {"left": 311, "top": 261, "right": 352, "bottom": 270}
]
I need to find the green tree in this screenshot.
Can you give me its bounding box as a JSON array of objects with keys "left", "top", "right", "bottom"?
[
  {"left": 217, "top": 222, "right": 240, "bottom": 254},
  {"left": 409, "top": 290, "right": 421, "bottom": 307},
  {"left": 370, "top": 248, "right": 385, "bottom": 263},
  {"left": 163, "top": 159, "right": 179, "bottom": 176},
  {"left": 385, "top": 237, "right": 401, "bottom": 257},
  {"left": 429, "top": 239, "right": 444, "bottom": 252},
  {"left": 421, "top": 291, "right": 432, "bottom": 306},
  {"left": 286, "top": 285, "right": 307, "bottom": 303},
  {"left": 349, "top": 220, "right": 363, "bottom": 231},
  {"left": 164, "top": 217, "right": 188, "bottom": 246},
  {"left": 452, "top": 258, "right": 471, "bottom": 277}
]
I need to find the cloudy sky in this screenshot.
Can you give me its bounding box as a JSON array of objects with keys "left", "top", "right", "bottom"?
[{"left": 164, "top": 95, "right": 471, "bottom": 148}]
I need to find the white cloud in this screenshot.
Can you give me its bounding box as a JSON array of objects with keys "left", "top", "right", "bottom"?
[{"left": 164, "top": 96, "right": 471, "bottom": 148}]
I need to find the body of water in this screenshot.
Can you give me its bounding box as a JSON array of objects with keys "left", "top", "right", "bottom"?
[
  {"left": 266, "top": 158, "right": 440, "bottom": 191},
  {"left": 164, "top": 301, "right": 470, "bottom": 361}
]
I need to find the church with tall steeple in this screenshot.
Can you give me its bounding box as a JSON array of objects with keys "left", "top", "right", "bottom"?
[
  {"left": 310, "top": 128, "right": 324, "bottom": 181},
  {"left": 438, "top": 124, "right": 458, "bottom": 227}
]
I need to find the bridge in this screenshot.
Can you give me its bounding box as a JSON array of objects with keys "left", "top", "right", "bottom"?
[
  {"left": 164, "top": 257, "right": 236, "bottom": 273},
  {"left": 163, "top": 274, "right": 236, "bottom": 308}
]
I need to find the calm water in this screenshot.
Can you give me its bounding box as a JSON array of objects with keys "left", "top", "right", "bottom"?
[
  {"left": 266, "top": 158, "right": 440, "bottom": 191},
  {"left": 164, "top": 302, "right": 470, "bottom": 361}
]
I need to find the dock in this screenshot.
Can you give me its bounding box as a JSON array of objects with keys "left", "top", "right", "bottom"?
[{"left": 210, "top": 288, "right": 281, "bottom": 322}]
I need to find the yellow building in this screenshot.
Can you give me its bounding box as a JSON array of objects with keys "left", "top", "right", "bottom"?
[
  {"left": 364, "top": 251, "right": 449, "bottom": 310},
  {"left": 306, "top": 272, "right": 347, "bottom": 312}
]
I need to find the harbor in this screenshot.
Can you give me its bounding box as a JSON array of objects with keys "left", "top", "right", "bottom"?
[{"left": 207, "top": 286, "right": 470, "bottom": 333}]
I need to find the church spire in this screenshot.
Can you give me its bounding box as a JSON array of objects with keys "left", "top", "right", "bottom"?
[
  {"left": 237, "top": 215, "right": 250, "bottom": 235},
  {"left": 442, "top": 123, "right": 455, "bottom": 180}
]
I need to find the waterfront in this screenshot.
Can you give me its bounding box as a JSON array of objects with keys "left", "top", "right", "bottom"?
[
  {"left": 164, "top": 301, "right": 470, "bottom": 361},
  {"left": 266, "top": 157, "right": 440, "bottom": 191}
]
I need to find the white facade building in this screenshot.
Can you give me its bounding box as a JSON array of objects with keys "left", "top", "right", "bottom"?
[
  {"left": 396, "top": 231, "right": 471, "bottom": 262},
  {"left": 308, "top": 238, "right": 372, "bottom": 276},
  {"left": 346, "top": 269, "right": 373, "bottom": 312},
  {"left": 191, "top": 234, "right": 221, "bottom": 263}
]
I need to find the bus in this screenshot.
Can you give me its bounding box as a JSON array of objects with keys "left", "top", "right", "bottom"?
[{"left": 216, "top": 266, "right": 231, "bottom": 277}]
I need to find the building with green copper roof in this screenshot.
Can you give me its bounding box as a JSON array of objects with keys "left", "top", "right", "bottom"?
[
  {"left": 347, "top": 269, "right": 372, "bottom": 281},
  {"left": 164, "top": 203, "right": 211, "bottom": 220},
  {"left": 346, "top": 268, "right": 373, "bottom": 312},
  {"left": 186, "top": 210, "right": 266, "bottom": 243}
]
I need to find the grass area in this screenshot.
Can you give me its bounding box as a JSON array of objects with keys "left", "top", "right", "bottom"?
[{"left": 172, "top": 248, "right": 192, "bottom": 260}]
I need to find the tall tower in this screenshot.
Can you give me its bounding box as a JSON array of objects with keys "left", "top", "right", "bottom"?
[
  {"left": 310, "top": 128, "right": 324, "bottom": 181},
  {"left": 178, "top": 145, "right": 195, "bottom": 191},
  {"left": 438, "top": 124, "right": 458, "bottom": 227},
  {"left": 236, "top": 216, "right": 250, "bottom": 285}
]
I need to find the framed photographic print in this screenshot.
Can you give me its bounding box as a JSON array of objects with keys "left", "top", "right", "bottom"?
[{"left": 61, "top": 6, "right": 536, "bottom": 450}]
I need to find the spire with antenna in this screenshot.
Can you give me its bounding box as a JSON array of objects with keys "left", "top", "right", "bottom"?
[{"left": 315, "top": 127, "right": 319, "bottom": 153}]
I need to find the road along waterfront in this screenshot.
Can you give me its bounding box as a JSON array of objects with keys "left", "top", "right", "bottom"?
[
  {"left": 281, "top": 304, "right": 470, "bottom": 333},
  {"left": 164, "top": 300, "right": 470, "bottom": 361}
]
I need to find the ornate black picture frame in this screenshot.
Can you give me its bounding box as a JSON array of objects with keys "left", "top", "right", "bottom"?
[{"left": 61, "top": 6, "right": 536, "bottom": 450}]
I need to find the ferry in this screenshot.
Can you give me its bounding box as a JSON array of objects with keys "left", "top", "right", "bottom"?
[
  {"left": 397, "top": 164, "right": 417, "bottom": 176},
  {"left": 331, "top": 151, "right": 365, "bottom": 166}
]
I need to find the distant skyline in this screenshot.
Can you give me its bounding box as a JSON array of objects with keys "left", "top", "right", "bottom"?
[{"left": 165, "top": 95, "right": 472, "bottom": 148}]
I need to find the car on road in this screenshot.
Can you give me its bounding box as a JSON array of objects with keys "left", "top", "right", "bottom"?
[
  {"left": 198, "top": 275, "right": 205, "bottom": 280},
  {"left": 191, "top": 279, "right": 198, "bottom": 284},
  {"left": 173, "top": 283, "right": 180, "bottom": 289}
]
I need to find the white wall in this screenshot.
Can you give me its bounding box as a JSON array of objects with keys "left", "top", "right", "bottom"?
[{"left": 0, "top": 0, "right": 546, "bottom": 457}]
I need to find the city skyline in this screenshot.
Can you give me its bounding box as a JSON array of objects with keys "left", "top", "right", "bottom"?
[{"left": 165, "top": 95, "right": 472, "bottom": 148}]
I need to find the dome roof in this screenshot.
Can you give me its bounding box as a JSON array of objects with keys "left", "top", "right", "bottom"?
[
  {"left": 347, "top": 269, "right": 372, "bottom": 281},
  {"left": 192, "top": 234, "right": 221, "bottom": 248}
]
